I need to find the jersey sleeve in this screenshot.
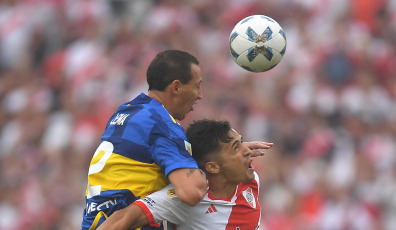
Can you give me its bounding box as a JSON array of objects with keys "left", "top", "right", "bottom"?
[
  {"left": 150, "top": 122, "right": 199, "bottom": 176},
  {"left": 133, "top": 184, "right": 191, "bottom": 226},
  {"left": 151, "top": 136, "right": 198, "bottom": 176}
]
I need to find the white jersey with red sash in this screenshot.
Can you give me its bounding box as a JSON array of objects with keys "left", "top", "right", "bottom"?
[{"left": 134, "top": 172, "right": 261, "bottom": 230}]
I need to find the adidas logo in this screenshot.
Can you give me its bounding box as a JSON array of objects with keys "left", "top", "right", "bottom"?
[{"left": 205, "top": 204, "right": 217, "bottom": 214}]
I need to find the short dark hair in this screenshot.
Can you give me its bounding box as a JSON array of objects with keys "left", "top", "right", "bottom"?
[
  {"left": 147, "top": 50, "right": 199, "bottom": 91},
  {"left": 186, "top": 119, "right": 233, "bottom": 165}
]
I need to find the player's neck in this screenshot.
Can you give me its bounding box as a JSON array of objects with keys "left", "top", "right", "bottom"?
[
  {"left": 207, "top": 176, "right": 238, "bottom": 199},
  {"left": 148, "top": 90, "right": 174, "bottom": 114},
  {"left": 148, "top": 90, "right": 166, "bottom": 105}
]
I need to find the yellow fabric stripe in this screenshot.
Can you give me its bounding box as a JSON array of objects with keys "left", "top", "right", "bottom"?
[
  {"left": 88, "top": 210, "right": 143, "bottom": 230},
  {"left": 86, "top": 153, "right": 169, "bottom": 198},
  {"left": 162, "top": 104, "right": 179, "bottom": 124},
  {"left": 88, "top": 211, "right": 108, "bottom": 230}
]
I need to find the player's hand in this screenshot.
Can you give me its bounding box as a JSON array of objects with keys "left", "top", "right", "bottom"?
[{"left": 244, "top": 141, "right": 273, "bottom": 157}]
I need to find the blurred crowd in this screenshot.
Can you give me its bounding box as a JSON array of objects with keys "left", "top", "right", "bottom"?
[{"left": 0, "top": 0, "right": 395, "bottom": 229}]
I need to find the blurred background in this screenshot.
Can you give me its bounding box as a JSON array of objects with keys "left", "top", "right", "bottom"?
[{"left": 0, "top": 0, "right": 395, "bottom": 229}]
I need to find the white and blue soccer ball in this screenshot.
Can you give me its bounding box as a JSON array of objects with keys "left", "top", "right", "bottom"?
[{"left": 229, "top": 15, "right": 287, "bottom": 72}]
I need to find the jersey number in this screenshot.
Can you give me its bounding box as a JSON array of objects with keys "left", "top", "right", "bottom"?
[{"left": 86, "top": 141, "right": 114, "bottom": 198}]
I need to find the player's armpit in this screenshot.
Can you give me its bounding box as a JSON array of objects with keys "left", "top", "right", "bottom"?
[
  {"left": 96, "top": 204, "right": 149, "bottom": 230},
  {"left": 168, "top": 168, "right": 207, "bottom": 206}
]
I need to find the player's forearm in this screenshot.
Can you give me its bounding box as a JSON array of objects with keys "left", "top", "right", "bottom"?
[
  {"left": 97, "top": 205, "right": 148, "bottom": 230},
  {"left": 169, "top": 168, "right": 207, "bottom": 206},
  {"left": 177, "top": 184, "right": 206, "bottom": 206}
]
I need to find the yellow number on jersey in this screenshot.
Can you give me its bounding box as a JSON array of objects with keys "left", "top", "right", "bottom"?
[{"left": 86, "top": 141, "right": 114, "bottom": 198}]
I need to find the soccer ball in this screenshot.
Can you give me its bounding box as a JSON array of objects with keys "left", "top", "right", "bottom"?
[{"left": 229, "top": 15, "right": 287, "bottom": 72}]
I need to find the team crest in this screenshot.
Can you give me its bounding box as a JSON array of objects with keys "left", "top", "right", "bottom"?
[
  {"left": 184, "top": 140, "right": 192, "bottom": 155},
  {"left": 167, "top": 188, "right": 176, "bottom": 197},
  {"left": 242, "top": 187, "right": 256, "bottom": 209}
]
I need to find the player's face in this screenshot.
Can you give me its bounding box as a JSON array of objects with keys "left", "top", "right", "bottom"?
[
  {"left": 218, "top": 129, "right": 255, "bottom": 184},
  {"left": 174, "top": 64, "right": 202, "bottom": 120}
]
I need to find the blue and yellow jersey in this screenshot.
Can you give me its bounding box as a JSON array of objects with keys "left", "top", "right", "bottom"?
[{"left": 82, "top": 93, "right": 198, "bottom": 230}]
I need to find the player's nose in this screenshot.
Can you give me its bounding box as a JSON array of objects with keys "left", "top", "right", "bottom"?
[
  {"left": 243, "top": 145, "right": 252, "bottom": 157},
  {"left": 197, "top": 87, "right": 203, "bottom": 100}
]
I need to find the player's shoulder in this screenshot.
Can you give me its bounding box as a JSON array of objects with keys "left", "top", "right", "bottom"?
[
  {"left": 116, "top": 93, "right": 184, "bottom": 136},
  {"left": 129, "top": 94, "right": 176, "bottom": 124},
  {"left": 141, "top": 183, "right": 186, "bottom": 207},
  {"left": 115, "top": 94, "right": 167, "bottom": 124}
]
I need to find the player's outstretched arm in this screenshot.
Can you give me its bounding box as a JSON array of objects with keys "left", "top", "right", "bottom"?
[
  {"left": 244, "top": 141, "right": 274, "bottom": 157},
  {"left": 168, "top": 168, "right": 207, "bottom": 206},
  {"left": 97, "top": 204, "right": 148, "bottom": 230}
]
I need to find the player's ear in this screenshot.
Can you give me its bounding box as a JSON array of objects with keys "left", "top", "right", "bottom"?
[
  {"left": 205, "top": 161, "right": 220, "bottom": 174},
  {"left": 169, "top": 80, "right": 183, "bottom": 95}
]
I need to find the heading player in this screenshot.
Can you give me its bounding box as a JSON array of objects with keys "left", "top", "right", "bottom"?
[
  {"left": 82, "top": 50, "right": 270, "bottom": 230},
  {"left": 82, "top": 50, "right": 207, "bottom": 230},
  {"left": 98, "top": 119, "right": 273, "bottom": 230}
]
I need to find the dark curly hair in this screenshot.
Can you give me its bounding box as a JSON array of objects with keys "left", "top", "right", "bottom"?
[{"left": 186, "top": 119, "right": 233, "bottom": 166}]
